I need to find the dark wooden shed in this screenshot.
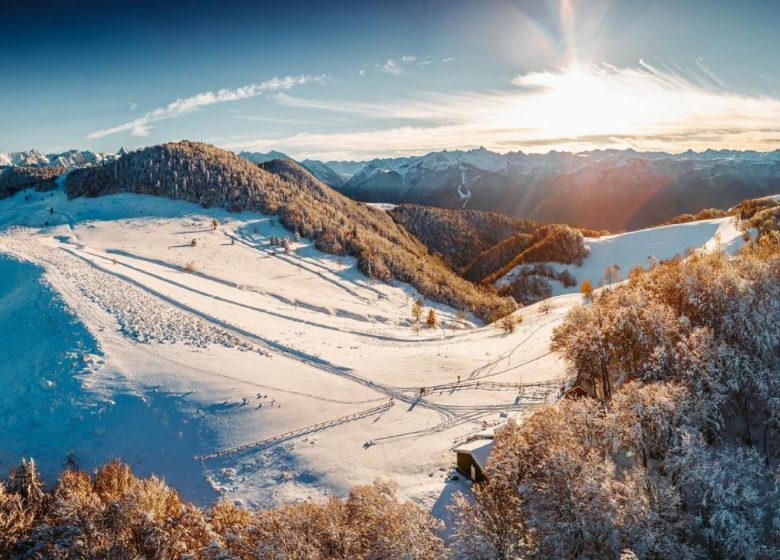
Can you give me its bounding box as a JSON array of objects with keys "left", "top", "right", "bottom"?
[{"left": 453, "top": 439, "right": 494, "bottom": 482}]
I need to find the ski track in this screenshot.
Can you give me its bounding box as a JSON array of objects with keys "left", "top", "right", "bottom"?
[
  {"left": 0, "top": 194, "right": 582, "bottom": 510},
  {"left": 0, "top": 231, "right": 247, "bottom": 349},
  {"left": 84, "top": 248, "right": 470, "bottom": 344},
  {"left": 59, "top": 243, "right": 457, "bottom": 422}
]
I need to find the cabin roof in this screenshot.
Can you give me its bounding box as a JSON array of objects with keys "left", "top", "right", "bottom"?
[
  {"left": 453, "top": 439, "right": 494, "bottom": 471},
  {"left": 565, "top": 378, "right": 596, "bottom": 399}
]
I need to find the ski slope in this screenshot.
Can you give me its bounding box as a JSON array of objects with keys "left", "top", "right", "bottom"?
[
  {"left": 0, "top": 188, "right": 568, "bottom": 510},
  {"left": 0, "top": 186, "right": 750, "bottom": 512}
]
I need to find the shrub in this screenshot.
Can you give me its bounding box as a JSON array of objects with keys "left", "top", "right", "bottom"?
[
  {"left": 0, "top": 462, "right": 446, "bottom": 559},
  {"left": 581, "top": 279, "right": 594, "bottom": 301},
  {"left": 499, "top": 313, "right": 519, "bottom": 333}
]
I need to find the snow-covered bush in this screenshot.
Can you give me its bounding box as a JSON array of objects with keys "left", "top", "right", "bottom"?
[
  {"left": 0, "top": 460, "right": 445, "bottom": 559},
  {"left": 458, "top": 239, "right": 780, "bottom": 558}
]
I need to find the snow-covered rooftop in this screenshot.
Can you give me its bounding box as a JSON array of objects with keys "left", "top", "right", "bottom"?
[{"left": 453, "top": 439, "right": 494, "bottom": 471}]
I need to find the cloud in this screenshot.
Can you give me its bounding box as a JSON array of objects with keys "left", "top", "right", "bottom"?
[
  {"left": 377, "top": 59, "right": 404, "bottom": 76},
  {"left": 87, "top": 75, "right": 326, "bottom": 139},
  {"left": 358, "top": 69, "right": 366, "bottom": 77},
  {"left": 370, "top": 54, "right": 451, "bottom": 76},
  {"left": 231, "top": 62, "right": 780, "bottom": 159},
  {"left": 233, "top": 114, "right": 325, "bottom": 125},
  {"left": 129, "top": 102, "right": 137, "bottom": 112}
]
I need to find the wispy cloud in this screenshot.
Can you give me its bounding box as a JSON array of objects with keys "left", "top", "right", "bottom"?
[
  {"left": 128, "top": 102, "right": 137, "bottom": 112},
  {"left": 370, "top": 54, "right": 451, "bottom": 77},
  {"left": 87, "top": 75, "right": 326, "bottom": 139},
  {"left": 231, "top": 62, "right": 780, "bottom": 159},
  {"left": 233, "top": 114, "right": 325, "bottom": 126},
  {"left": 377, "top": 59, "right": 404, "bottom": 76}
]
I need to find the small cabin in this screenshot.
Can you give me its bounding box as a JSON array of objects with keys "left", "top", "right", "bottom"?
[
  {"left": 453, "top": 438, "right": 494, "bottom": 482},
  {"left": 564, "top": 378, "right": 596, "bottom": 400}
]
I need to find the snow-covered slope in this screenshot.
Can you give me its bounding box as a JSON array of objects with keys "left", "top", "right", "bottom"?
[
  {"left": 0, "top": 187, "right": 569, "bottom": 510},
  {"left": 498, "top": 216, "right": 749, "bottom": 295}
]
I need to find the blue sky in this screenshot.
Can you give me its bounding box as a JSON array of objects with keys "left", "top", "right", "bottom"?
[{"left": 3, "top": 0, "right": 780, "bottom": 159}]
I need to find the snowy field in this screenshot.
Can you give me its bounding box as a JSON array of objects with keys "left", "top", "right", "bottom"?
[
  {"left": 499, "top": 217, "right": 748, "bottom": 294},
  {"left": 0, "top": 186, "right": 743, "bottom": 513}
]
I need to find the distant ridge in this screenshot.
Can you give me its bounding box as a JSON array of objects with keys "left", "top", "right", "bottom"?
[
  {"left": 289, "top": 147, "right": 780, "bottom": 231},
  {"left": 238, "top": 150, "right": 292, "bottom": 164},
  {"left": 0, "top": 149, "right": 124, "bottom": 169}
]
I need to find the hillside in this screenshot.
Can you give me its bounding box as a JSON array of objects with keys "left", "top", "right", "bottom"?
[
  {"left": 388, "top": 204, "right": 537, "bottom": 271},
  {"left": 0, "top": 187, "right": 773, "bottom": 557},
  {"left": 0, "top": 182, "right": 569, "bottom": 513},
  {"left": 0, "top": 166, "right": 65, "bottom": 199},
  {"left": 388, "top": 204, "right": 595, "bottom": 306},
  {"left": 299, "top": 148, "right": 780, "bottom": 231},
  {"left": 65, "top": 141, "right": 514, "bottom": 321}
]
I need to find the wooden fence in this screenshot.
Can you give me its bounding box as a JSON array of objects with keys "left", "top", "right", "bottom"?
[
  {"left": 412, "top": 377, "right": 567, "bottom": 397},
  {"left": 196, "top": 399, "right": 395, "bottom": 461}
]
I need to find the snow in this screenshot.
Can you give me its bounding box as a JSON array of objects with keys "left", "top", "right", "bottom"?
[
  {"left": 0, "top": 148, "right": 115, "bottom": 168},
  {"left": 0, "top": 182, "right": 762, "bottom": 519},
  {"left": 0, "top": 187, "right": 569, "bottom": 512},
  {"left": 366, "top": 202, "right": 397, "bottom": 211},
  {"left": 499, "top": 217, "right": 749, "bottom": 295}
]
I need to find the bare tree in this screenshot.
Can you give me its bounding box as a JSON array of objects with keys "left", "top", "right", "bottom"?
[{"left": 603, "top": 263, "right": 622, "bottom": 286}]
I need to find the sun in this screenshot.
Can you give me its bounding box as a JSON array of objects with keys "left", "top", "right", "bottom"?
[{"left": 530, "top": 65, "right": 635, "bottom": 139}]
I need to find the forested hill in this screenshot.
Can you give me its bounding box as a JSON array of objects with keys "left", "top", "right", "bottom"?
[
  {"left": 64, "top": 141, "right": 514, "bottom": 322},
  {"left": 388, "top": 204, "right": 538, "bottom": 271}
]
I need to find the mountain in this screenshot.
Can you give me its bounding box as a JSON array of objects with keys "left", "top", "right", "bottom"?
[
  {"left": 0, "top": 149, "right": 49, "bottom": 167},
  {"left": 238, "top": 150, "right": 292, "bottom": 164},
  {"left": 299, "top": 148, "right": 780, "bottom": 231},
  {"left": 388, "top": 204, "right": 535, "bottom": 271},
  {"left": 0, "top": 149, "right": 121, "bottom": 169},
  {"left": 65, "top": 141, "right": 514, "bottom": 321},
  {"left": 299, "top": 158, "right": 350, "bottom": 188},
  {"left": 389, "top": 204, "right": 593, "bottom": 305}
]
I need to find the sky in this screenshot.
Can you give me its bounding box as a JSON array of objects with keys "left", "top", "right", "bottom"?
[{"left": 3, "top": 0, "right": 780, "bottom": 160}]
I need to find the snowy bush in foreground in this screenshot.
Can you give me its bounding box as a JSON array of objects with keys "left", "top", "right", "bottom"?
[{"left": 0, "top": 460, "right": 445, "bottom": 559}]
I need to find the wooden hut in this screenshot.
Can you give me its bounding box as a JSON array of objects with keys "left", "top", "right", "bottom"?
[
  {"left": 453, "top": 439, "right": 494, "bottom": 482},
  {"left": 564, "top": 378, "right": 596, "bottom": 400}
]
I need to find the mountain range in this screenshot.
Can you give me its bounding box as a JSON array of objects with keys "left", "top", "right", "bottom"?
[
  {"left": 9, "top": 145, "right": 780, "bottom": 231},
  {"left": 245, "top": 147, "right": 780, "bottom": 231},
  {"left": 0, "top": 148, "right": 128, "bottom": 169}
]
